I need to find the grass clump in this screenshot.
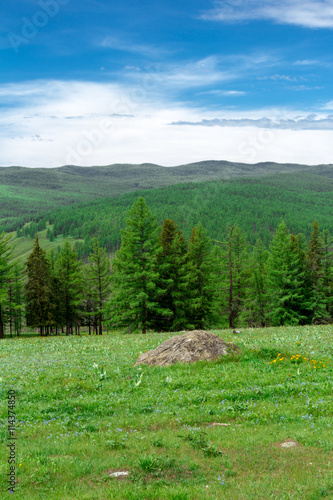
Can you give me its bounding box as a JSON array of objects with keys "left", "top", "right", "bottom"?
[{"left": 179, "top": 430, "right": 222, "bottom": 457}]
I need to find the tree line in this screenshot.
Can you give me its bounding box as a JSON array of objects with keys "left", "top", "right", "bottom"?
[{"left": 0, "top": 196, "right": 332, "bottom": 338}]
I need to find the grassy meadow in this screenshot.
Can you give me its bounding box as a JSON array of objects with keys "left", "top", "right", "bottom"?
[
  {"left": 1, "top": 325, "right": 332, "bottom": 499},
  {"left": 8, "top": 225, "right": 82, "bottom": 264}
]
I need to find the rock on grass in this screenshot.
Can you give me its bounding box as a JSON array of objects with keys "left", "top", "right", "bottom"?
[{"left": 135, "top": 330, "right": 239, "bottom": 367}]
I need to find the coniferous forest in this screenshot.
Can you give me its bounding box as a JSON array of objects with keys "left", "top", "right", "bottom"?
[{"left": 0, "top": 196, "right": 332, "bottom": 338}]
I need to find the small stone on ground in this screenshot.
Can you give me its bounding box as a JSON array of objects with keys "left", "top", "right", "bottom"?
[
  {"left": 280, "top": 440, "right": 298, "bottom": 448},
  {"left": 108, "top": 470, "right": 130, "bottom": 479}
]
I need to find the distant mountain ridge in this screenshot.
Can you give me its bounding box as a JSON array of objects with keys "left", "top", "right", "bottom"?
[
  {"left": 1, "top": 160, "right": 332, "bottom": 230},
  {"left": 2, "top": 160, "right": 333, "bottom": 186}
]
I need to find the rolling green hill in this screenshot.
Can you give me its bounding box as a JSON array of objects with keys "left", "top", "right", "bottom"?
[
  {"left": 7, "top": 170, "right": 331, "bottom": 262},
  {"left": 1, "top": 160, "right": 332, "bottom": 232},
  {"left": 8, "top": 225, "right": 82, "bottom": 264}
]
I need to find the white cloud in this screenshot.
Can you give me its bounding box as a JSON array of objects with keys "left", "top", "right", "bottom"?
[
  {"left": 158, "top": 57, "right": 235, "bottom": 87},
  {"left": 121, "top": 56, "right": 237, "bottom": 90},
  {"left": 117, "top": 52, "right": 279, "bottom": 98},
  {"left": 201, "top": 1, "right": 333, "bottom": 29},
  {"left": 286, "top": 85, "right": 323, "bottom": 91},
  {"left": 197, "top": 89, "right": 246, "bottom": 96},
  {"left": 100, "top": 37, "right": 168, "bottom": 58},
  {"left": 0, "top": 80, "right": 333, "bottom": 168},
  {"left": 322, "top": 100, "right": 333, "bottom": 109},
  {"left": 294, "top": 59, "right": 320, "bottom": 65},
  {"left": 258, "top": 74, "right": 298, "bottom": 81},
  {"left": 171, "top": 114, "right": 333, "bottom": 130}
]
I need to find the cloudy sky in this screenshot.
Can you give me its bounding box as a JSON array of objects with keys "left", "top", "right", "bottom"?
[{"left": 1, "top": 0, "right": 333, "bottom": 167}]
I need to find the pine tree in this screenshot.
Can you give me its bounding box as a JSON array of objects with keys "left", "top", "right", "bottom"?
[
  {"left": 46, "top": 228, "right": 55, "bottom": 241},
  {"left": 56, "top": 241, "right": 83, "bottom": 335},
  {"left": 241, "top": 237, "right": 269, "bottom": 327},
  {"left": 47, "top": 249, "right": 66, "bottom": 334},
  {"left": 306, "top": 221, "right": 329, "bottom": 323},
  {"left": 214, "top": 225, "right": 250, "bottom": 329},
  {"left": 25, "top": 235, "right": 52, "bottom": 336},
  {"left": 184, "top": 223, "right": 217, "bottom": 329},
  {"left": 0, "top": 231, "right": 12, "bottom": 339},
  {"left": 6, "top": 262, "right": 24, "bottom": 337},
  {"left": 266, "top": 222, "right": 309, "bottom": 326},
  {"left": 290, "top": 232, "right": 312, "bottom": 323},
  {"left": 111, "top": 197, "right": 169, "bottom": 334},
  {"left": 86, "top": 238, "right": 112, "bottom": 335},
  {"left": 81, "top": 286, "right": 97, "bottom": 335},
  {"left": 153, "top": 219, "right": 188, "bottom": 331},
  {"left": 322, "top": 230, "right": 333, "bottom": 321}
]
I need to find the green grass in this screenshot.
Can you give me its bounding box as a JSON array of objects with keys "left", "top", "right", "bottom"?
[
  {"left": 0, "top": 325, "right": 332, "bottom": 499},
  {"left": 8, "top": 226, "right": 82, "bottom": 264}
]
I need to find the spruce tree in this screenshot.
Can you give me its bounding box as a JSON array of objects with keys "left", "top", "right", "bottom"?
[
  {"left": 322, "top": 230, "right": 333, "bottom": 321},
  {"left": 266, "top": 222, "right": 309, "bottom": 326},
  {"left": 7, "top": 262, "right": 24, "bottom": 337},
  {"left": 214, "top": 225, "right": 250, "bottom": 328},
  {"left": 153, "top": 218, "right": 188, "bottom": 331},
  {"left": 56, "top": 241, "right": 83, "bottom": 335},
  {"left": 184, "top": 223, "right": 217, "bottom": 329},
  {"left": 87, "top": 238, "right": 112, "bottom": 335},
  {"left": 241, "top": 237, "right": 269, "bottom": 327},
  {"left": 290, "top": 232, "right": 312, "bottom": 323},
  {"left": 306, "top": 221, "right": 329, "bottom": 323},
  {"left": 111, "top": 197, "right": 169, "bottom": 334},
  {"left": 48, "top": 249, "right": 66, "bottom": 334},
  {"left": 0, "top": 231, "right": 12, "bottom": 339},
  {"left": 81, "top": 284, "right": 97, "bottom": 335},
  {"left": 25, "top": 235, "right": 52, "bottom": 336}
]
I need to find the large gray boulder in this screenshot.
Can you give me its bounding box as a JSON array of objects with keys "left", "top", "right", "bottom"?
[{"left": 135, "top": 330, "right": 239, "bottom": 367}]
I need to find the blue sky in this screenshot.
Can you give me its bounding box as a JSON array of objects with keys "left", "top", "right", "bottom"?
[{"left": 1, "top": 0, "right": 333, "bottom": 167}]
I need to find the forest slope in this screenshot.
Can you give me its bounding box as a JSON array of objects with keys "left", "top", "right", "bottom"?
[
  {"left": 1, "top": 160, "right": 331, "bottom": 231},
  {"left": 9, "top": 171, "right": 331, "bottom": 261}
]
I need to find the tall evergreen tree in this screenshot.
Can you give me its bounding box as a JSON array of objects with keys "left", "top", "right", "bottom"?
[
  {"left": 56, "top": 241, "right": 83, "bottom": 335},
  {"left": 153, "top": 219, "right": 188, "bottom": 331},
  {"left": 25, "top": 235, "right": 52, "bottom": 336},
  {"left": 6, "top": 262, "right": 24, "bottom": 337},
  {"left": 0, "top": 231, "right": 12, "bottom": 339},
  {"left": 306, "top": 221, "right": 329, "bottom": 323},
  {"left": 86, "top": 238, "right": 112, "bottom": 335},
  {"left": 322, "top": 230, "right": 333, "bottom": 321},
  {"left": 214, "top": 225, "right": 250, "bottom": 328},
  {"left": 241, "top": 237, "right": 269, "bottom": 327},
  {"left": 111, "top": 197, "right": 169, "bottom": 334},
  {"left": 266, "top": 222, "right": 309, "bottom": 326},
  {"left": 185, "top": 223, "right": 217, "bottom": 329},
  {"left": 48, "top": 249, "right": 66, "bottom": 334}
]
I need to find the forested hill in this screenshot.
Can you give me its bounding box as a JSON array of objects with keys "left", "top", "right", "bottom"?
[
  {"left": 1, "top": 160, "right": 332, "bottom": 231},
  {"left": 32, "top": 170, "right": 333, "bottom": 256}
]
